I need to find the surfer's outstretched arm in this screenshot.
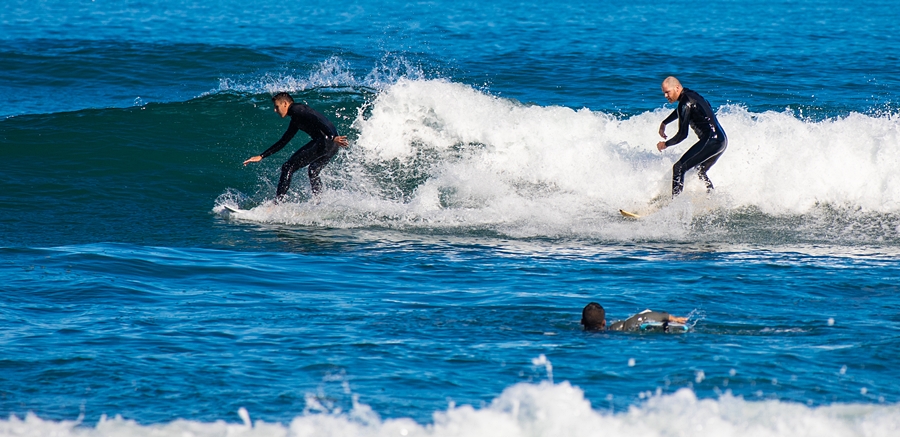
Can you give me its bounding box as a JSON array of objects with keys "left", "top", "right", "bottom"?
[{"left": 243, "top": 155, "right": 263, "bottom": 165}]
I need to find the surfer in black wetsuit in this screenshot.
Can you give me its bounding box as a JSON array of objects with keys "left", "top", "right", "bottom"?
[
  {"left": 243, "top": 92, "right": 349, "bottom": 199},
  {"left": 580, "top": 302, "right": 688, "bottom": 332},
  {"left": 657, "top": 77, "right": 727, "bottom": 197}
]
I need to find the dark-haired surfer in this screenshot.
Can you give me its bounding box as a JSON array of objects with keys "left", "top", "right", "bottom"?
[
  {"left": 657, "top": 77, "right": 727, "bottom": 197},
  {"left": 243, "top": 92, "right": 349, "bottom": 199},
  {"left": 580, "top": 302, "right": 688, "bottom": 332}
]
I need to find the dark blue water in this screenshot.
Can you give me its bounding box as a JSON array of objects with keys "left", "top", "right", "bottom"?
[{"left": 2, "top": 1, "right": 900, "bottom": 435}]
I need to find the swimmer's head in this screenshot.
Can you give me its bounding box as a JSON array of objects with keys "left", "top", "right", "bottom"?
[
  {"left": 661, "top": 76, "right": 683, "bottom": 103},
  {"left": 581, "top": 302, "right": 606, "bottom": 331}
]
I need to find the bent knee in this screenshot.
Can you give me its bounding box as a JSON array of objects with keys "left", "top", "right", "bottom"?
[{"left": 281, "top": 161, "right": 299, "bottom": 173}]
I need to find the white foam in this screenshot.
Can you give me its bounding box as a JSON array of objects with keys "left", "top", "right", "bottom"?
[
  {"left": 3, "top": 384, "right": 898, "bottom": 437},
  {"left": 714, "top": 108, "right": 900, "bottom": 214},
  {"left": 220, "top": 78, "right": 900, "bottom": 242},
  {"left": 349, "top": 79, "right": 900, "bottom": 213}
]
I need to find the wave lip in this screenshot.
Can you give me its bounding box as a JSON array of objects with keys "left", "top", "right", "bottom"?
[{"left": 215, "top": 56, "right": 426, "bottom": 96}]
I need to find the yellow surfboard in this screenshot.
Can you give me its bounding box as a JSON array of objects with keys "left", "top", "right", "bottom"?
[{"left": 619, "top": 209, "right": 641, "bottom": 219}]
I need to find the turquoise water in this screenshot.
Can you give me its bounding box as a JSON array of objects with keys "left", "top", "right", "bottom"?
[{"left": 2, "top": 1, "right": 900, "bottom": 436}]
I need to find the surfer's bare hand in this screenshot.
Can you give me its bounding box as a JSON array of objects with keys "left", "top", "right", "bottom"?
[
  {"left": 657, "top": 141, "right": 667, "bottom": 152},
  {"left": 669, "top": 316, "right": 688, "bottom": 323},
  {"left": 658, "top": 123, "right": 667, "bottom": 139},
  {"left": 243, "top": 155, "right": 262, "bottom": 165},
  {"left": 334, "top": 136, "right": 350, "bottom": 147}
]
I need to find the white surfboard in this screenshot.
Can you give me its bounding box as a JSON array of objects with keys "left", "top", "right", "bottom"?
[{"left": 223, "top": 204, "right": 248, "bottom": 214}]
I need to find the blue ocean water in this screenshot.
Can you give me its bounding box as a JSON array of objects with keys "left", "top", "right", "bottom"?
[{"left": 2, "top": 1, "right": 900, "bottom": 436}]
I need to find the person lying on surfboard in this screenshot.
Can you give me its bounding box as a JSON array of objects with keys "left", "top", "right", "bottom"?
[
  {"left": 243, "top": 92, "right": 349, "bottom": 200},
  {"left": 656, "top": 76, "right": 727, "bottom": 197},
  {"left": 580, "top": 302, "right": 688, "bottom": 332}
]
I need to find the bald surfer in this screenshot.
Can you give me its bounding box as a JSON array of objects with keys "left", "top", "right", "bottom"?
[
  {"left": 657, "top": 77, "right": 727, "bottom": 197},
  {"left": 243, "top": 92, "right": 349, "bottom": 199}
]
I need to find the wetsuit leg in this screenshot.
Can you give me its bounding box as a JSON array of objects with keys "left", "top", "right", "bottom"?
[
  {"left": 275, "top": 138, "right": 340, "bottom": 199},
  {"left": 697, "top": 148, "right": 724, "bottom": 191},
  {"left": 672, "top": 136, "right": 727, "bottom": 197},
  {"left": 275, "top": 138, "right": 324, "bottom": 199},
  {"left": 307, "top": 140, "right": 340, "bottom": 195}
]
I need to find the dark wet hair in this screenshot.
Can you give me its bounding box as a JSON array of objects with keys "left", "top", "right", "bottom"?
[
  {"left": 581, "top": 302, "right": 606, "bottom": 331},
  {"left": 272, "top": 92, "right": 294, "bottom": 105}
]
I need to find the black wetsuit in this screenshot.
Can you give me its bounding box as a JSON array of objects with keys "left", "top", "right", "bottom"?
[
  {"left": 661, "top": 88, "right": 727, "bottom": 196},
  {"left": 608, "top": 310, "right": 672, "bottom": 331},
  {"left": 259, "top": 103, "right": 340, "bottom": 197}
]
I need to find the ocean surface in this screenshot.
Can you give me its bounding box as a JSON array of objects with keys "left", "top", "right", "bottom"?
[{"left": 2, "top": 1, "right": 900, "bottom": 436}]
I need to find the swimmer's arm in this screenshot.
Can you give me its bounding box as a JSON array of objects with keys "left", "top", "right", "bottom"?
[
  {"left": 640, "top": 311, "right": 683, "bottom": 324},
  {"left": 668, "top": 315, "right": 688, "bottom": 324}
]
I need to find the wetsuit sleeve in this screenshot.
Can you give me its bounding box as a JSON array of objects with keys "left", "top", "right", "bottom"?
[
  {"left": 639, "top": 311, "right": 671, "bottom": 323},
  {"left": 619, "top": 311, "right": 671, "bottom": 330},
  {"left": 662, "top": 109, "right": 678, "bottom": 125},
  {"left": 259, "top": 120, "right": 301, "bottom": 159},
  {"left": 665, "top": 102, "right": 693, "bottom": 147}
]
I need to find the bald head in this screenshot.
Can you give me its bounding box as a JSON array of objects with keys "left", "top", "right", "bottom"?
[
  {"left": 662, "top": 76, "right": 682, "bottom": 88},
  {"left": 661, "top": 76, "right": 683, "bottom": 103}
]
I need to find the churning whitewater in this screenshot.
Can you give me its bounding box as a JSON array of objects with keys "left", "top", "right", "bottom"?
[{"left": 217, "top": 78, "right": 900, "bottom": 244}]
